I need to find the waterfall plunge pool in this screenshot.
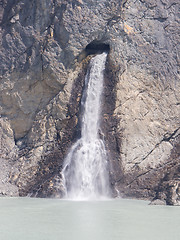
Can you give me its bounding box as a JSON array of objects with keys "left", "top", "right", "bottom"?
[{"left": 0, "top": 197, "right": 179, "bottom": 240}]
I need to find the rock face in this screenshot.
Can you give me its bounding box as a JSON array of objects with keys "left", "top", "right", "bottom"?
[{"left": 0, "top": 0, "right": 179, "bottom": 204}]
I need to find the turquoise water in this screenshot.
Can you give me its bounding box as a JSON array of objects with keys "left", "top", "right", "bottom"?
[{"left": 0, "top": 198, "right": 179, "bottom": 240}]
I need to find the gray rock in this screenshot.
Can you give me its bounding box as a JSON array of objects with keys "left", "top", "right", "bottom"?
[
  {"left": 149, "top": 199, "right": 166, "bottom": 206},
  {"left": 0, "top": 0, "right": 179, "bottom": 203}
]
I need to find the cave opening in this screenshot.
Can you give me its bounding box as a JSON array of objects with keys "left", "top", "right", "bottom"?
[
  {"left": 77, "top": 40, "right": 110, "bottom": 62},
  {"left": 85, "top": 41, "right": 110, "bottom": 55}
]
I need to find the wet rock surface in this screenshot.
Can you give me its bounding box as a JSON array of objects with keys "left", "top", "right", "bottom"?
[{"left": 0, "top": 0, "right": 179, "bottom": 204}]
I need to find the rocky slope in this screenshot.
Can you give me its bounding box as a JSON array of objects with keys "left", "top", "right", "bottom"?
[{"left": 0, "top": 0, "right": 179, "bottom": 205}]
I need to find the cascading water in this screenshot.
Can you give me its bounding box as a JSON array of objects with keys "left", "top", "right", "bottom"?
[{"left": 62, "top": 52, "right": 110, "bottom": 200}]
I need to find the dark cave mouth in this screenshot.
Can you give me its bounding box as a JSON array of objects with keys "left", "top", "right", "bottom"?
[{"left": 85, "top": 41, "right": 110, "bottom": 55}]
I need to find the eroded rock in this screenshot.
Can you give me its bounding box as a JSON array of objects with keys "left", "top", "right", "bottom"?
[{"left": 0, "top": 0, "right": 179, "bottom": 204}]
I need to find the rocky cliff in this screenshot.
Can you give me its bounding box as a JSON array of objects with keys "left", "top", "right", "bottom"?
[{"left": 0, "top": 0, "right": 179, "bottom": 205}]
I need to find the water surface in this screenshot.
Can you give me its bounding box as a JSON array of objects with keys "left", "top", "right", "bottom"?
[{"left": 0, "top": 198, "right": 179, "bottom": 240}]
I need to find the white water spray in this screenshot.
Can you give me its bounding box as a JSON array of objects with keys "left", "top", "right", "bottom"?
[{"left": 62, "top": 52, "right": 110, "bottom": 200}]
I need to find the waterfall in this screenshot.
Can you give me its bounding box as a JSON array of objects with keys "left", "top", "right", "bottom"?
[{"left": 62, "top": 52, "right": 110, "bottom": 200}]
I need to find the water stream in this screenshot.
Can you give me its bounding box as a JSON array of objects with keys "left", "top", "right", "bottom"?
[{"left": 62, "top": 53, "right": 110, "bottom": 200}]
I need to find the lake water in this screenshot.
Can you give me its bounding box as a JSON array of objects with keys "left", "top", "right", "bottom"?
[{"left": 0, "top": 197, "right": 179, "bottom": 240}]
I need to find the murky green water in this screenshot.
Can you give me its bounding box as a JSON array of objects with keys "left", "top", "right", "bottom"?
[{"left": 0, "top": 197, "right": 179, "bottom": 240}]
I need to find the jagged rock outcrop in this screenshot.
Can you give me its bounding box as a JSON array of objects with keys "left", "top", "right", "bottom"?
[{"left": 0, "top": 0, "right": 179, "bottom": 204}]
